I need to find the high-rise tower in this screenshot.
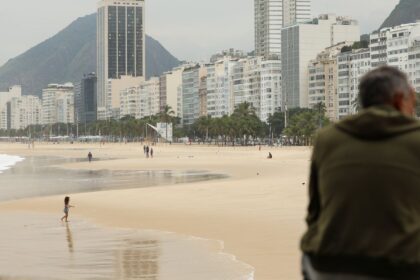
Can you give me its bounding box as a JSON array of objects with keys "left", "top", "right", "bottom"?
[
  {"left": 97, "top": 0, "right": 145, "bottom": 119},
  {"left": 254, "top": 0, "right": 311, "bottom": 58}
]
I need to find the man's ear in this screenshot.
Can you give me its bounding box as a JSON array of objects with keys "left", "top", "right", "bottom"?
[{"left": 391, "top": 92, "right": 405, "bottom": 111}]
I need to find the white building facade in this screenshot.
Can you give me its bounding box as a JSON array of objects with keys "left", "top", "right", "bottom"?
[
  {"left": 254, "top": 0, "right": 312, "bottom": 58},
  {"left": 232, "top": 57, "right": 282, "bottom": 122},
  {"left": 206, "top": 58, "right": 237, "bottom": 118},
  {"left": 0, "top": 86, "right": 22, "bottom": 130},
  {"left": 8, "top": 95, "right": 42, "bottom": 130},
  {"left": 282, "top": 14, "right": 360, "bottom": 109},
  {"left": 42, "top": 84, "right": 75, "bottom": 125}
]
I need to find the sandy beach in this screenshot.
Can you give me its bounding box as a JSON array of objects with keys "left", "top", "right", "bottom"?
[{"left": 0, "top": 142, "right": 311, "bottom": 280}]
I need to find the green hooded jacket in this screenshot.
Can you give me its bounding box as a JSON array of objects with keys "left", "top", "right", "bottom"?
[{"left": 301, "top": 105, "right": 420, "bottom": 279}]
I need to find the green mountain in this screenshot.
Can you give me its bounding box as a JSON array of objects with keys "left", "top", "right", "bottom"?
[
  {"left": 381, "top": 0, "right": 420, "bottom": 29},
  {"left": 0, "top": 13, "right": 180, "bottom": 96}
]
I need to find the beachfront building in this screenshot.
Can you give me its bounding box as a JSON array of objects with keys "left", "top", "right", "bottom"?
[
  {"left": 210, "top": 49, "right": 246, "bottom": 63},
  {"left": 370, "top": 22, "right": 420, "bottom": 69},
  {"left": 181, "top": 65, "right": 207, "bottom": 126},
  {"left": 8, "top": 95, "right": 42, "bottom": 130},
  {"left": 97, "top": 0, "right": 145, "bottom": 120},
  {"left": 334, "top": 48, "right": 371, "bottom": 120},
  {"left": 119, "top": 77, "right": 160, "bottom": 120},
  {"left": 106, "top": 75, "right": 145, "bottom": 119},
  {"left": 74, "top": 73, "right": 97, "bottom": 125},
  {"left": 254, "top": 0, "right": 312, "bottom": 58},
  {"left": 0, "top": 85, "right": 22, "bottom": 130},
  {"left": 232, "top": 57, "right": 282, "bottom": 122},
  {"left": 386, "top": 23, "right": 420, "bottom": 71},
  {"left": 259, "top": 59, "right": 282, "bottom": 121},
  {"left": 408, "top": 39, "right": 420, "bottom": 92},
  {"left": 282, "top": 14, "right": 360, "bottom": 109},
  {"left": 233, "top": 57, "right": 263, "bottom": 118},
  {"left": 119, "top": 87, "right": 139, "bottom": 118},
  {"left": 308, "top": 43, "right": 347, "bottom": 121},
  {"left": 138, "top": 77, "right": 160, "bottom": 119},
  {"left": 159, "top": 66, "right": 184, "bottom": 117},
  {"left": 199, "top": 76, "right": 208, "bottom": 117},
  {"left": 42, "top": 83, "right": 74, "bottom": 125},
  {"left": 205, "top": 57, "right": 237, "bottom": 118}
]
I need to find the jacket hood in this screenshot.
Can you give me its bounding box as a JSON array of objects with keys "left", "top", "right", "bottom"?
[{"left": 336, "top": 105, "right": 420, "bottom": 140}]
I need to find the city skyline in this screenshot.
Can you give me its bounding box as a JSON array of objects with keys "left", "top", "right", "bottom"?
[{"left": 0, "top": 0, "right": 399, "bottom": 66}]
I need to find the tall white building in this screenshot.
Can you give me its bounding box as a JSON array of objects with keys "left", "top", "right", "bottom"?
[
  {"left": 387, "top": 23, "right": 420, "bottom": 71},
  {"left": 138, "top": 77, "right": 160, "bottom": 119},
  {"left": 283, "top": 0, "right": 311, "bottom": 26},
  {"left": 254, "top": 0, "right": 312, "bottom": 58},
  {"left": 0, "top": 86, "right": 22, "bottom": 130},
  {"left": 408, "top": 39, "right": 420, "bottom": 92},
  {"left": 119, "top": 77, "right": 160, "bottom": 120},
  {"left": 42, "top": 84, "right": 74, "bottom": 125},
  {"left": 97, "top": 0, "right": 145, "bottom": 119},
  {"left": 182, "top": 65, "right": 207, "bottom": 126},
  {"left": 159, "top": 66, "right": 185, "bottom": 117},
  {"left": 282, "top": 14, "right": 360, "bottom": 109},
  {"left": 120, "top": 87, "right": 139, "bottom": 118},
  {"left": 370, "top": 23, "right": 420, "bottom": 69},
  {"left": 206, "top": 57, "right": 237, "bottom": 118},
  {"left": 232, "top": 57, "right": 282, "bottom": 122},
  {"left": 8, "top": 95, "right": 42, "bottom": 130},
  {"left": 308, "top": 43, "right": 348, "bottom": 120}
]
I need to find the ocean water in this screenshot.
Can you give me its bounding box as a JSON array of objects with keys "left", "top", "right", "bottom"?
[
  {"left": 0, "top": 156, "right": 227, "bottom": 202},
  {"left": 0, "top": 154, "right": 24, "bottom": 173},
  {"left": 0, "top": 156, "right": 254, "bottom": 279}
]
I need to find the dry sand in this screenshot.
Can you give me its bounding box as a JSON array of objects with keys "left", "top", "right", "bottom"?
[{"left": 0, "top": 142, "right": 311, "bottom": 280}]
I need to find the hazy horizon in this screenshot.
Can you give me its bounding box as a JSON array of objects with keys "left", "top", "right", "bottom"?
[{"left": 0, "top": 0, "right": 399, "bottom": 66}]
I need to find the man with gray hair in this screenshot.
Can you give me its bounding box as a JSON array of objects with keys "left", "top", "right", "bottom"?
[{"left": 301, "top": 66, "right": 420, "bottom": 280}]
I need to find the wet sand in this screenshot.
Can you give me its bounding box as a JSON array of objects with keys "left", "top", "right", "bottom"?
[
  {"left": 0, "top": 213, "right": 253, "bottom": 280},
  {"left": 0, "top": 142, "right": 311, "bottom": 280}
]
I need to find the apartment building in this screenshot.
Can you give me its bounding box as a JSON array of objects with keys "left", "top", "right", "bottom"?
[{"left": 42, "top": 83, "right": 74, "bottom": 125}]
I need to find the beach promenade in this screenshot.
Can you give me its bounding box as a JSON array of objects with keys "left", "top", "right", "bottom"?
[{"left": 0, "top": 142, "right": 311, "bottom": 280}]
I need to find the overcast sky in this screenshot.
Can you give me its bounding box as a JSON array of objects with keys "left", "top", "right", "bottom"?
[{"left": 0, "top": 0, "right": 400, "bottom": 66}]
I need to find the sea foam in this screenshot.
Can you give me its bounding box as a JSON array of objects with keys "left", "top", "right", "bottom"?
[{"left": 0, "top": 154, "right": 24, "bottom": 174}]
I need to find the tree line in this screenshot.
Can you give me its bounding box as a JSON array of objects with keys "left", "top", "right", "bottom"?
[{"left": 0, "top": 103, "right": 330, "bottom": 146}]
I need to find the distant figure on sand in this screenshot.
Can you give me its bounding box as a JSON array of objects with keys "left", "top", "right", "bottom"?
[
  {"left": 267, "top": 152, "right": 273, "bottom": 159},
  {"left": 150, "top": 148, "right": 154, "bottom": 158},
  {"left": 146, "top": 146, "right": 150, "bottom": 158},
  {"left": 143, "top": 145, "right": 146, "bottom": 155},
  {"left": 88, "top": 152, "right": 93, "bottom": 163},
  {"left": 61, "top": 196, "right": 74, "bottom": 222}
]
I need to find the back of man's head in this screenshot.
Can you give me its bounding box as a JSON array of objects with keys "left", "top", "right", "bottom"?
[{"left": 359, "top": 66, "right": 412, "bottom": 109}]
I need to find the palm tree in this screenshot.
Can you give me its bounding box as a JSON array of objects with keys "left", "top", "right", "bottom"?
[
  {"left": 231, "top": 102, "right": 260, "bottom": 145},
  {"left": 157, "top": 105, "right": 175, "bottom": 142},
  {"left": 195, "top": 115, "right": 212, "bottom": 142}
]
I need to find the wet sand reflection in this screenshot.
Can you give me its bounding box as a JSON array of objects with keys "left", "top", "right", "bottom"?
[
  {"left": 65, "top": 223, "right": 74, "bottom": 254},
  {"left": 116, "top": 240, "right": 160, "bottom": 280},
  {"left": 0, "top": 214, "right": 253, "bottom": 280}
]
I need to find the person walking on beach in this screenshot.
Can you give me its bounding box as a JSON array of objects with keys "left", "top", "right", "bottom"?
[
  {"left": 143, "top": 145, "right": 146, "bottom": 155},
  {"left": 150, "top": 148, "right": 154, "bottom": 158},
  {"left": 301, "top": 66, "right": 420, "bottom": 280},
  {"left": 61, "top": 196, "right": 75, "bottom": 222},
  {"left": 88, "top": 152, "right": 93, "bottom": 163},
  {"left": 146, "top": 146, "right": 150, "bottom": 158}
]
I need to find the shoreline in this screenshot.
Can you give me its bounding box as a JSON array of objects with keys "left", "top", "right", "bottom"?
[
  {"left": 0, "top": 142, "right": 311, "bottom": 279},
  {"left": 0, "top": 212, "right": 255, "bottom": 280}
]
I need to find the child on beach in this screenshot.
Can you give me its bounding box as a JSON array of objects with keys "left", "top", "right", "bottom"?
[{"left": 61, "top": 196, "right": 75, "bottom": 222}]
